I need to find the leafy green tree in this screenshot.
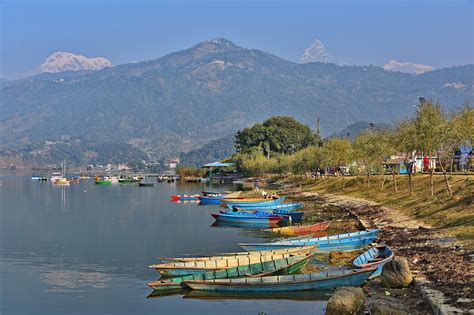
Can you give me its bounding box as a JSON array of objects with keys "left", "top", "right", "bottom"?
[{"left": 235, "top": 116, "right": 314, "bottom": 156}]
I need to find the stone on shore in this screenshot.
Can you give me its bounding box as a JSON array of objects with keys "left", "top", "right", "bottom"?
[
  {"left": 325, "top": 287, "right": 366, "bottom": 315},
  {"left": 380, "top": 257, "right": 413, "bottom": 288}
]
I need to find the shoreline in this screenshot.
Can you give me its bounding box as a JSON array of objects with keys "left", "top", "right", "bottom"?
[{"left": 246, "top": 176, "right": 473, "bottom": 314}]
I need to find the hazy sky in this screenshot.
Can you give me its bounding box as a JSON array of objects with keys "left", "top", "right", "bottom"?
[{"left": 1, "top": 0, "right": 473, "bottom": 79}]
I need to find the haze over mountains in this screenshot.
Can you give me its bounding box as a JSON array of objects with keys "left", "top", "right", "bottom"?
[{"left": 1, "top": 38, "right": 472, "bottom": 166}]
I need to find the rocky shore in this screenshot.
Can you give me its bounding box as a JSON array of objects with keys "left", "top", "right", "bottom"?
[{"left": 259, "top": 179, "right": 474, "bottom": 314}]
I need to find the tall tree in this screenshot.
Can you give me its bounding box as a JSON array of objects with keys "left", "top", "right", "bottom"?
[
  {"left": 323, "top": 138, "right": 353, "bottom": 190},
  {"left": 393, "top": 120, "right": 418, "bottom": 195},
  {"left": 413, "top": 101, "right": 445, "bottom": 196}
]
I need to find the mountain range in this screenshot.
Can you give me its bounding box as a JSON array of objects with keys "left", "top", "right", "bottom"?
[{"left": 1, "top": 38, "right": 472, "bottom": 166}]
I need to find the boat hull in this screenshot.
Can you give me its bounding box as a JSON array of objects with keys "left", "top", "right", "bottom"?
[
  {"left": 233, "top": 203, "right": 303, "bottom": 211},
  {"left": 224, "top": 197, "right": 286, "bottom": 208},
  {"left": 211, "top": 213, "right": 282, "bottom": 225},
  {"left": 239, "top": 236, "right": 377, "bottom": 252},
  {"left": 353, "top": 244, "right": 394, "bottom": 279},
  {"left": 183, "top": 268, "right": 376, "bottom": 292},
  {"left": 269, "top": 222, "right": 331, "bottom": 236},
  {"left": 148, "top": 254, "right": 311, "bottom": 291}
]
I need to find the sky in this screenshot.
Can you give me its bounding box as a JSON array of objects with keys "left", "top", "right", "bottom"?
[{"left": 0, "top": 0, "right": 473, "bottom": 79}]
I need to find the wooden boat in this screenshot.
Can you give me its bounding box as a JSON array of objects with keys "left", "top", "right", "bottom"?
[
  {"left": 199, "top": 195, "right": 242, "bottom": 205},
  {"left": 268, "top": 221, "right": 332, "bottom": 236},
  {"left": 223, "top": 197, "right": 286, "bottom": 208},
  {"left": 183, "top": 267, "right": 376, "bottom": 292},
  {"left": 139, "top": 182, "right": 155, "bottom": 187},
  {"left": 53, "top": 178, "right": 70, "bottom": 185},
  {"left": 95, "top": 180, "right": 111, "bottom": 185},
  {"left": 353, "top": 244, "right": 394, "bottom": 279},
  {"left": 171, "top": 194, "right": 200, "bottom": 201},
  {"left": 211, "top": 221, "right": 280, "bottom": 229},
  {"left": 202, "top": 191, "right": 242, "bottom": 197},
  {"left": 151, "top": 251, "right": 314, "bottom": 277},
  {"left": 271, "top": 209, "right": 304, "bottom": 221},
  {"left": 147, "top": 254, "right": 311, "bottom": 291},
  {"left": 231, "top": 203, "right": 303, "bottom": 211},
  {"left": 158, "top": 246, "right": 317, "bottom": 263},
  {"left": 239, "top": 229, "right": 380, "bottom": 252},
  {"left": 239, "top": 236, "right": 377, "bottom": 252},
  {"left": 211, "top": 212, "right": 283, "bottom": 225}
]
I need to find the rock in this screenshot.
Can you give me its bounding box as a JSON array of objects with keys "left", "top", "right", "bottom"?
[
  {"left": 381, "top": 257, "right": 413, "bottom": 288},
  {"left": 325, "top": 287, "right": 366, "bottom": 315}
]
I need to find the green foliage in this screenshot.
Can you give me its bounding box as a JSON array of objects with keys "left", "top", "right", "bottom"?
[
  {"left": 180, "top": 135, "right": 235, "bottom": 167},
  {"left": 235, "top": 116, "right": 314, "bottom": 156}
]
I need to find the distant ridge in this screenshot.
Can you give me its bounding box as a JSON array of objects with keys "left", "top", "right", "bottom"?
[{"left": 1, "top": 38, "right": 472, "bottom": 165}]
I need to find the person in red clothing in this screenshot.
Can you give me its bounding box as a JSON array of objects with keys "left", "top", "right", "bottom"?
[{"left": 423, "top": 156, "right": 430, "bottom": 172}]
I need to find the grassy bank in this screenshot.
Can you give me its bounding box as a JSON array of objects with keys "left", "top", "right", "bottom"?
[{"left": 278, "top": 174, "right": 473, "bottom": 246}]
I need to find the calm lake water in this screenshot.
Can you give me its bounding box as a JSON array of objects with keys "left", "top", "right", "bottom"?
[{"left": 0, "top": 176, "right": 328, "bottom": 314}]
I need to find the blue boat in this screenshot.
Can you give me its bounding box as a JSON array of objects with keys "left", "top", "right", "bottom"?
[
  {"left": 238, "top": 229, "right": 380, "bottom": 252},
  {"left": 199, "top": 196, "right": 227, "bottom": 205},
  {"left": 223, "top": 197, "right": 286, "bottom": 209},
  {"left": 353, "top": 244, "right": 394, "bottom": 279},
  {"left": 211, "top": 212, "right": 283, "bottom": 225},
  {"left": 271, "top": 210, "right": 304, "bottom": 222},
  {"left": 231, "top": 203, "right": 303, "bottom": 211},
  {"left": 239, "top": 236, "right": 377, "bottom": 252},
  {"left": 183, "top": 267, "right": 377, "bottom": 292}
]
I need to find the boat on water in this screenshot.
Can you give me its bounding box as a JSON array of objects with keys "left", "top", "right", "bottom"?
[
  {"left": 202, "top": 191, "right": 242, "bottom": 197},
  {"left": 53, "top": 161, "right": 70, "bottom": 185},
  {"left": 147, "top": 254, "right": 312, "bottom": 291},
  {"left": 183, "top": 267, "right": 376, "bottom": 292},
  {"left": 151, "top": 251, "right": 315, "bottom": 277},
  {"left": 270, "top": 209, "right": 304, "bottom": 221},
  {"left": 238, "top": 229, "right": 380, "bottom": 252},
  {"left": 158, "top": 246, "right": 317, "bottom": 263},
  {"left": 171, "top": 194, "right": 200, "bottom": 201},
  {"left": 95, "top": 176, "right": 111, "bottom": 185},
  {"left": 268, "top": 221, "right": 332, "bottom": 236},
  {"left": 222, "top": 209, "right": 303, "bottom": 222},
  {"left": 223, "top": 197, "right": 286, "bottom": 208},
  {"left": 211, "top": 212, "right": 283, "bottom": 225},
  {"left": 353, "top": 244, "right": 394, "bottom": 279},
  {"left": 50, "top": 172, "right": 62, "bottom": 183},
  {"left": 232, "top": 203, "right": 303, "bottom": 211}
]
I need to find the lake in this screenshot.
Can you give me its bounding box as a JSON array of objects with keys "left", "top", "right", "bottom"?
[{"left": 0, "top": 176, "right": 328, "bottom": 314}]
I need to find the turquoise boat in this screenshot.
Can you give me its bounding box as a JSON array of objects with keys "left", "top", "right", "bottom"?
[
  {"left": 224, "top": 197, "right": 286, "bottom": 208},
  {"left": 230, "top": 203, "right": 303, "bottom": 211},
  {"left": 151, "top": 251, "right": 314, "bottom": 277},
  {"left": 238, "top": 230, "right": 380, "bottom": 252},
  {"left": 183, "top": 267, "right": 376, "bottom": 292},
  {"left": 239, "top": 236, "right": 377, "bottom": 252},
  {"left": 353, "top": 244, "right": 394, "bottom": 279},
  {"left": 147, "top": 254, "right": 311, "bottom": 291}
]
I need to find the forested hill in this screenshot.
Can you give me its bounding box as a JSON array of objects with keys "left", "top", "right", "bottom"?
[{"left": 1, "top": 38, "right": 472, "bottom": 165}]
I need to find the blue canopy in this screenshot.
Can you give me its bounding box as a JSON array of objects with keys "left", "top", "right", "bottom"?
[{"left": 203, "top": 162, "right": 235, "bottom": 168}]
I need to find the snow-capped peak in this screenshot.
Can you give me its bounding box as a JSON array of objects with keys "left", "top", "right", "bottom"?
[
  {"left": 383, "top": 60, "right": 434, "bottom": 75},
  {"left": 40, "top": 52, "right": 112, "bottom": 73},
  {"left": 299, "top": 39, "right": 336, "bottom": 64}
]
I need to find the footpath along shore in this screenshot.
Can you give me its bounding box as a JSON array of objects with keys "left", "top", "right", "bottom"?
[{"left": 246, "top": 177, "right": 473, "bottom": 314}]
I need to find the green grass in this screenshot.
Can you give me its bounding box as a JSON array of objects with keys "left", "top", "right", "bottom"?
[{"left": 290, "top": 174, "right": 473, "bottom": 247}]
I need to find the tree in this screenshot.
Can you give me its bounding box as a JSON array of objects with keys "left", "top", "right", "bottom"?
[
  {"left": 413, "top": 101, "right": 445, "bottom": 196},
  {"left": 393, "top": 119, "right": 418, "bottom": 195},
  {"left": 235, "top": 116, "right": 314, "bottom": 156},
  {"left": 322, "top": 138, "right": 353, "bottom": 190}
]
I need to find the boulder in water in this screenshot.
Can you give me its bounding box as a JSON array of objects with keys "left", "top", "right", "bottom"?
[
  {"left": 380, "top": 257, "right": 413, "bottom": 288},
  {"left": 325, "top": 287, "right": 366, "bottom": 315}
]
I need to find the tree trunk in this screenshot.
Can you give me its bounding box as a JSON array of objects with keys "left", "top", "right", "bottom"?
[
  {"left": 381, "top": 168, "right": 386, "bottom": 191},
  {"left": 441, "top": 167, "right": 453, "bottom": 197},
  {"left": 429, "top": 153, "right": 434, "bottom": 196},
  {"left": 407, "top": 162, "right": 413, "bottom": 195},
  {"left": 389, "top": 166, "right": 398, "bottom": 192},
  {"left": 367, "top": 171, "right": 370, "bottom": 188},
  {"left": 342, "top": 173, "right": 346, "bottom": 191}
]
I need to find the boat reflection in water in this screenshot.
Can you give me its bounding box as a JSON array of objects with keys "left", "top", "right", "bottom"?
[
  {"left": 210, "top": 220, "right": 279, "bottom": 230},
  {"left": 146, "top": 288, "right": 331, "bottom": 301},
  {"left": 183, "top": 289, "right": 332, "bottom": 301}
]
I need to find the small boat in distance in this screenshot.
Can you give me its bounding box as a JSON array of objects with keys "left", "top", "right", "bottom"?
[
  {"left": 139, "top": 182, "right": 155, "bottom": 187},
  {"left": 353, "top": 244, "right": 394, "bottom": 279}
]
